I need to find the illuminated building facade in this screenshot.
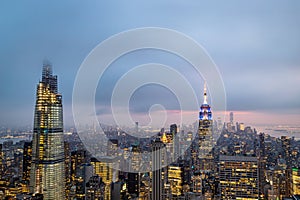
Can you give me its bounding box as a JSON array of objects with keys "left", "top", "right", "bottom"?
[
  {"left": 281, "top": 136, "right": 292, "bottom": 166},
  {"left": 29, "top": 62, "right": 65, "bottom": 200},
  {"left": 292, "top": 168, "right": 300, "bottom": 195},
  {"left": 168, "top": 165, "right": 183, "bottom": 196},
  {"left": 197, "top": 82, "right": 214, "bottom": 170},
  {"left": 64, "top": 141, "right": 71, "bottom": 198},
  {"left": 71, "top": 150, "right": 87, "bottom": 182},
  {"left": 191, "top": 171, "right": 202, "bottom": 195},
  {"left": 267, "top": 165, "right": 289, "bottom": 199},
  {"left": 281, "top": 136, "right": 293, "bottom": 196},
  {"left": 219, "top": 155, "right": 259, "bottom": 199},
  {"left": 91, "top": 157, "right": 113, "bottom": 200}
]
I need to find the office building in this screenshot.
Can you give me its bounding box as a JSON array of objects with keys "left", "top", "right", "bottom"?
[
  {"left": 75, "top": 163, "right": 93, "bottom": 199},
  {"left": 29, "top": 62, "right": 65, "bottom": 200},
  {"left": 197, "top": 82, "right": 214, "bottom": 171},
  {"left": 168, "top": 165, "right": 183, "bottom": 196},
  {"left": 219, "top": 155, "right": 259, "bottom": 199},
  {"left": 151, "top": 139, "right": 165, "bottom": 200}
]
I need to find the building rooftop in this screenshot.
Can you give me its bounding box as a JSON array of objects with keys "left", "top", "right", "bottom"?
[{"left": 219, "top": 155, "right": 258, "bottom": 162}]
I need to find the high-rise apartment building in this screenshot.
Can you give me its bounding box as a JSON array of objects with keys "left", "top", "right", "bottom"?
[{"left": 29, "top": 62, "right": 65, "bottom": 200}]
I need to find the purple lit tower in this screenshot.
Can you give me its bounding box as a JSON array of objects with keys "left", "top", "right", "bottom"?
[{"left": 197, "top": 82, "right": 214, "bottom": 170}]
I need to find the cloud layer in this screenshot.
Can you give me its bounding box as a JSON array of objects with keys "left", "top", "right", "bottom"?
[{"left": 0, "top": 1, "right": 299, "bottom": 127}]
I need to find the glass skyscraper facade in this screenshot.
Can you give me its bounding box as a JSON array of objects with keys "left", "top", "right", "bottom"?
[{"left": 30, "top": 62, "right": 65, "bottom": 200}]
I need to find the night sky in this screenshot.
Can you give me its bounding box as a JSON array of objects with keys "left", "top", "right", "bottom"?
[{"left": 1, "top": 1, "right": 300, "bottom": 127}]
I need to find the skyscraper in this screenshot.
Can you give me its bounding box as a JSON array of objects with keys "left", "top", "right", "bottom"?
[
  {"left": 230, "top": 112, "right": 234, "bottom": 124},
  {"left": 197, "top": 82, "right": 214, "bottom": 170},
  {"left": 170, "top": 124, "right": 180, "bottom": 161},
  {"left": 75, "top": 163, "right": 93, "bottom": 199},
  {"left": 258, "top": 133, "right": 267, "bottom": 198},
  {"left": 152, "top": 139, "right": 165, "bottom": 200},
  {"left": 30, "top": 62, "right": 65, "bottom": 200},
  {"left": 23, "top": 141, "right": 32, "bottom": 183},
  {"left": 219, "top": 155, "right": 259, "bottom": 199}
]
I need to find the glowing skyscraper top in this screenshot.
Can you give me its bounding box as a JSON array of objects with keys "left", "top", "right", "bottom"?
[
  {"left": 199, "top": 81, "right": 212, "bottom": 120},
  {"left": 195, "top": 81, "right": 214, "bottom": 170}
]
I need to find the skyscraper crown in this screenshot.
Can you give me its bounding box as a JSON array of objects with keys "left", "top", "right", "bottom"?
[
  {"left": 42, "top": 59, "right": 52, "bottom": 76},
  {"left": 199, "top": 81, "right": 212, "bottom": 120},
  {"left": 41, "top": 61, "right": 58, "bottom": 94}
]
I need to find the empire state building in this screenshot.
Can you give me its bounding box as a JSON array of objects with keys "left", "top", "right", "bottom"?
[
  {"left": 197, "top": 82, "right": 214, "bottom": 170},
  {"left": 30, "top": 62, "right": 65, "bottom": 200}
]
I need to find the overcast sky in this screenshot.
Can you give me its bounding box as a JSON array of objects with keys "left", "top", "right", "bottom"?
[{"left": 0, "top": 1, "right": 300, "bottom": 127}]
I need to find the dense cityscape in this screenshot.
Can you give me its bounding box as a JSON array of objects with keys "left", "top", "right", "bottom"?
[{"left": 0, "top": 63, "right": 299, "bottom": 200}]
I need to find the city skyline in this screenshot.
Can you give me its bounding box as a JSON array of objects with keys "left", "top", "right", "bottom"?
[
  {"left": 0, "top": 1, "right": 300, "bottom": 127},
  {"left": 0, "top": 64, "right": 299, "bottom": 199},
  {"left": 1, "top": 2, "right": 300, "bottom": 200}
]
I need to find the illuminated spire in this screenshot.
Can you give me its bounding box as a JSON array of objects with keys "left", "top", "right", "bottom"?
[
  {"left": 199, "top": 81, "right": 212, "bottom": 120},
  {"left": 203, "top": 81, "right": 208, "bottom": 104}
]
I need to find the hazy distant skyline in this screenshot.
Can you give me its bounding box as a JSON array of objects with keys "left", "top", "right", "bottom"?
[{"left": 0, "top": 1, "right": 300, "bottom": 127}]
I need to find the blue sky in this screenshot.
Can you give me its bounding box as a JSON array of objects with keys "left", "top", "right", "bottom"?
[{"left": 0, "top": 1, "right": 300, "bottom": 127}]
